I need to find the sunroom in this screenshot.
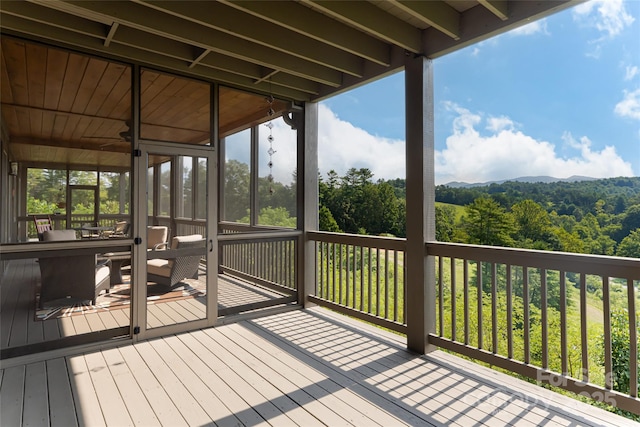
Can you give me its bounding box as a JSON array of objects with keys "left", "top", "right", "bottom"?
[{"left": 0, "top": 0, "right": 638, "bottom": 424}]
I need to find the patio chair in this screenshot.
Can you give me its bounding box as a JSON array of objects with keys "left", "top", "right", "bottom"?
[
  {"left": 33, "top": 215, "right": 53, "bottom": 241},
  {"left": 112, "top": 220, "right": 130, "bottom": 237},
  {"left": 147, "top": 225, "right": 169, "bottom": 250},
  {"left": 38, "top": 229, "right": 111, "bottom": 307},
  {"left": 147, "top": 234, "right": 205, "bottom": 288}
]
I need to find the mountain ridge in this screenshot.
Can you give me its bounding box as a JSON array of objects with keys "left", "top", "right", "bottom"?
[{"left": 443, "top": 175, "right": 598, "bottom": 188}]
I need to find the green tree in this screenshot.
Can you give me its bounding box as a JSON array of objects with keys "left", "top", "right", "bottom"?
[
  {"left": 511, "top": 199, "right": 552, "bottom": 249},
  {"left": 435, "top": 204, "right": 455, "bottom": 242},
  {"left": 239, "top": 206, "right": 296, "bottom": 228},
  {"left": 597, "top": 309, "right": 640, "bottom": 395},
  {"left": 463, "top": 197, "right": 515, "bottom": 247},
  {"left": 616, "top": 228, "right": 640, "bottom": 258},
  {"left": 319, "top": 205, "right": 341, "bottom": 232},
  {"left": 223, "top": 160, "right": 251, "bottom": 222}
]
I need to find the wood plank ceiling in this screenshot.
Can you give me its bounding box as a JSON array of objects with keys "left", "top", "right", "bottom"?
[{"left": 0, "top": 0, "right": 579, "bottom": 169}]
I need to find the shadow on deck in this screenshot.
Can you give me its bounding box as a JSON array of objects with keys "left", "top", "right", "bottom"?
[{"left": 1, "top": 306, "right": 634, "bottom": 426}]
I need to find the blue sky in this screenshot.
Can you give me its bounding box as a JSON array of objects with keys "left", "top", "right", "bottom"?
[{"left": 316, "top": 0, "right": 640, "bottom": 185}]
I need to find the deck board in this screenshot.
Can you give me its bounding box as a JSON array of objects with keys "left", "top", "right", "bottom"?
[
  {"left": 2, "top": 308, "right": 638, "bottom": 426},
  {"left": 0, "top": 365, "right": 25, "bottom": 426},
  {"left": 132, "top": 340, "right": 214, "bottom": 426},
  {"left": 23, "top": 361, "right": 49, "bottom": 426},
  {"left": 115, "top": 345, "right": 188, "bottom": 426},
  {"left": 46, "top": 358, "right": 78, "bottom": 427}
]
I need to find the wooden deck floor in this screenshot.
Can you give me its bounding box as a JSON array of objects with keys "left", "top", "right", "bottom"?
[
  {"left": 1, "top": 259, "right": 291, "bottom": 353},
  {"left": 1, "top": 307, "right": 635, "bottom": 427}
]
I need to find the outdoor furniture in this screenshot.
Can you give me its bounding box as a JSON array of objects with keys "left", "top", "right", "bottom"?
[
  {"left": 38, "top": 229, "right": 111, "bottom": 307},
  {"left": 33, "top": 215, "right": 53, "bottom": 241},
  {"left": 147, "top": 234, "right": 205, "bottom": 288},
  {"left": 107, "top": 221, "right": 130, "bottom": 238},
  {"left": 101, "top": 251, "right": 131, "bottom": 285},
  {"left": 147, "top": 225, "right": 169, "bottom": 250}
]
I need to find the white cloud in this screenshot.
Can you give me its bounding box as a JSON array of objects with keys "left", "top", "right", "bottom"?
[
  {"left": 509, "top": 20, "right": 550, "bottom": 36},
  {"left": 614, "top": 88, "right": 640, "bottom": 120},
  {"left": 625, "top": 65, "right": 639, "bottom": 81},
  {"left": 249, "top": 103, "right": 634, "bottom": 186},
  {"left": 316, "top": 104, "right": 405, "bottom": 181},
  {"left": 573, "top": 0, "right": 634, "bottom": 39},
  {"left": 486, "top": 116, "right": 517, "bottom": 133},
  {"left": 434, "top": 103, "right": 634, "bottom": 184}
]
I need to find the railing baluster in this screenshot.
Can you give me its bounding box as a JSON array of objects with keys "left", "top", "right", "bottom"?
[
  {"left": 394, "top": 250, "right": 399, "bottom": 322},
  {"left": 360, "top": 246, "right": 364, "bottom": 312},
  {"left": 346, "top": 245, "right": 351, "bottom": 307},
  {"left": 376, "top": 248, "right": 380, "bottom": 317},
  {"left": 523, "top": 267, "right": 530, "bottom": 364},
  {"left": 368, "top": 247, "right": 372, "bottom": 314},
  {"left": 491, "top": 262, "right": 497, "bottom": 354},
  {"left": 602, "top": 276, "right": 611, "bottom": 389},
  {"left": 506, "top": 264, "right": 513, "bottom": 359},
  {"left": 326, "top": 242, "right": 330, "bottom": 300},
  {"left": 438, "top": 256, "right": 444, "bottom": 337},
  {"left": 451, "top": 257, "right": 456, "bottom": 342},
  {"left": 353, "top": 246, "right": 357, "bottom": 309},
  {"left": 628, "top": 278, "right": 638, "bottom": 398},
  {"left": 560, "top": 271, "right": 568, "bottom": 375},
  {"left": 580, "top": 272, "right": 588, "bottom": 382},
  {"left": 477, "top": 261, "right": 483, "bottom": 350},
  {"left": 464, "top": 259, "right": 469, "bottom": 345},
  {"left": 541, "top": 268, "right": 548, "bottom": 369},
  {"left": 338, "top": 244, "right": 343, "bottom": 305},
  {"left": 332, "top": 243, "right": 336, "bottom": 303}
]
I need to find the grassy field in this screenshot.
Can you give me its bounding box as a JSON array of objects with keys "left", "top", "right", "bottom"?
[{"left": 435, "top": 201, "right": 465, "bottom": 222}]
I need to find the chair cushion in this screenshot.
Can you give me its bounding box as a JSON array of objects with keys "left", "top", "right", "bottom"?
[
  {"left": 96, "top": 264, "right": 110, "bottom": 284},
  {"left": 43, "top": 229, "right": 77, "bottom": 241},
  {"left": 147, "top": 258, "right": 171, "bottom": 277},
  {"left": 147, "top": 226, "right": 168, "bottom": 249},
  {"left": 170, "top": 234, "right": 204, "bottom": 249}
]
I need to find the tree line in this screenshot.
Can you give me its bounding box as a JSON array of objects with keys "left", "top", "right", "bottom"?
[{"left": 318, "top": 169, "right": 640, "bottom": 258}]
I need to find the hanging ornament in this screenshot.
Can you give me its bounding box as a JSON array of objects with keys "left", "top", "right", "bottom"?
[{"left": 265, "top": 96, "right": 276, "bottom": 195}]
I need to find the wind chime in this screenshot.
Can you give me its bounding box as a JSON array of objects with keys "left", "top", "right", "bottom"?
[{"left": 265, "top": 94, "right": 276, "bottom": 195}]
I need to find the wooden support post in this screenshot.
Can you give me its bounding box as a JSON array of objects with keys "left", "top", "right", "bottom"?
[
  {"left": 298, "top": 102, "right": 319, "bottom": 307},
  {"left": 405, "top": 55, "right": 436, "bottom": 354}
]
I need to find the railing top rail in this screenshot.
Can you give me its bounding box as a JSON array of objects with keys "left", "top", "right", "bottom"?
[
  {"left": 219, "top": 221, "right": 293, "bottom": 233},
  {"left": 427, "top": 241, "right": 640, "bottom": 279},
  {"left": 307, "top": 231, "right": 407, "bottom": 251},
  {"left": 218, "top": 230, "right": 302, "bottom": 244}
]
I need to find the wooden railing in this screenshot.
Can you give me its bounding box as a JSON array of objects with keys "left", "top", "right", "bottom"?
[
  {"left": 306, "top": 231, "right": 638, "bottom": 414},
  {"left": 307, "top": 231, "right": 407, "bottom": 333},
  {"left": 427, "top": 241, "right": 639, "bottom": 415},
  {"left": 218, "top": 228, "right": 301, "bottom": 294}
]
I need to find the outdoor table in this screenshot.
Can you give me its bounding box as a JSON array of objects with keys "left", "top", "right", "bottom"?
[{"left": 101, "top": 251, "right": 131, "bottom": 285}]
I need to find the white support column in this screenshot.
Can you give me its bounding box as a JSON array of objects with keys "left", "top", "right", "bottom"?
[
  {"left": 405, "top": 55, "right": 436, "bottom": 354},
  {"left": 298, "top": 102, "right": 319, "bottom": 307}
]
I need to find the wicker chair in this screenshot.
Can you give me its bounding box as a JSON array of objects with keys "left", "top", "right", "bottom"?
[
  {"left": 38, "top": 230, "right": 111, "bottom": 307},
  {"left": 147, "top": 234, "right": 205, "bottom": 288}
]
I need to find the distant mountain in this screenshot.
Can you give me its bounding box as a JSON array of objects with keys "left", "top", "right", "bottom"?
[{"left": 443, "top": 175, "right": 597, "bottom": 188}]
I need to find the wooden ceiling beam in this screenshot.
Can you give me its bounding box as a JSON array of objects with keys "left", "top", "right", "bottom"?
[
  {"left": 113, "top": 26, "right": 321, "bottom": 95},
  {"left": 135, "top": 0, "right": 364, "bottom": 77},
  {"left": 302, "top": 0, "right": 422, "bottom": 53},
  {"left": 219, "top": 0, "right": 391, "bottom": 67},
  {"left": 9, "top": 135, "right": 131, "bottom": 154},
  {"left": 389, "top": 0, "right": 460, "bottom": 40},
  {"left": 41, "top": 0, "right": 345, "bottom": 87},
  {"left": 422, "top": 0, "right": 580, "bottom": 58},
  {"left": 478, "top": 0, "right": 509, "bottom": 21}
]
